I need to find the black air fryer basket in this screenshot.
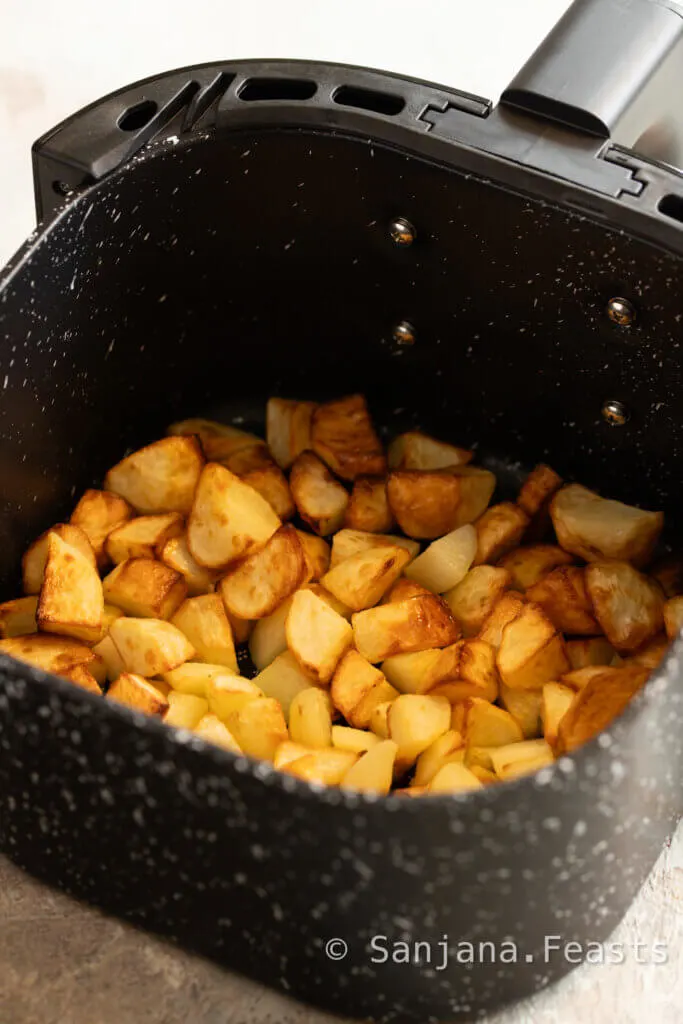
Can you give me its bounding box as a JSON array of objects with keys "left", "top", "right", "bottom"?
[{"left": 1, "top": 0, "right": 683, "bottom": 1021}]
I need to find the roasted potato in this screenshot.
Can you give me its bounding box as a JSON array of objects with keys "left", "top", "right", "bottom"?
[
  {"left": 498, "top": 682, "right": 542, "bottom": 739},
  {"left": 489, "top": 738, "right": 554, "bottom": 779},
  {"left": 388, "top": 431, "right": 472, "bottom": 471},
  {"left": 219, "top": 524, "right": 307, "bottom": 620},
  {"left": 290, "top": 451, "right": 349, "bottom": 536},
  {"left": 496, "top": 602, "right": 569, "bottom": 690},
  {"left": 103, "top": 558, "right": 187, "bottom": 620},
  {"left": 473, "top": 503, "right": 529, "bottom": 565},
  {"left": 585, "top": 561, "right": 663, "bottom": 651},
  {"left": 541, "top": 682, "right": 575, "bottom": 748},
  {"left": 92, "top": 634, "right": 125, "bottom": 683},
  {"left": 108, "top": 673, "right": 169, "bottom": 716},
  {"left": 273, "top": 740, "right": 314, "bottom": 770},
  {"left": 663, "top": 596, "right": 683, "bottom": 640},
  {"left": 330, "top": 528, "right": 419, "bottom": 568},
  {"left": 167, "top": 417, "right": 265, "bottom": 461},
  {"left": 163, "top": 662, "right": 238, "bottom": 697},
  {"left": 451, "top": 697, "right": 524, "bottom": 747},
  {"left": 331, "top": 650, "right": 398, "bottom": 728},
  {"left": 289, "top": 687, "right": 333, "bottom": 748},
  {"left": 206, "top": 675, "right": 264, "bottom": 719},
  {"left": 321, "top": 544, "right": 412, "bottom": 611},
  {"left": 443, "top": 565, "right": 511, "bottom": 635},
  {"left": 498, "top": 544, "right": 573, "bottom": 591},
  {"left": 105, "top": 436, "right": 204, "bottom": 515},
  {"left": 249, "top": 596, "right": 294, "bottom": 671},
  {"left": 650, "top": 556, "right": 683, "bottom": 600},
  {"left": 340, "top": 739, "right": 397, "bottom": 794},
  {"left": 344, "top": 476, "right": 394, "bottom": 533},
  {"left": 561, "top": 665, "right": 613, "bottom": 692},
  {"left": 70, "top": 490, "right": 133, "bottom": 568},
  {"left": 405, "top": 525, "right": 477, "bottom": 593},
  {"left": 331, "top": 725, "right": 381, "bottom": 754},
  {"left": 311, "top": 394, "right": 386, "bottom": 480},
  {"left": 23, "top": 523, "right": 97, "bottom": 595},
  {"left": 59, "top": 663, "right": 103, "bottom": 694},
  {"left": 0, "top": 595, "right": 38, "bottom": 638},
  {"left": 158, "top": 534, "right": 219, "bottom": 595},
  {"left": 352, "top": 594, "right": 460, "bottom": 663},
  {"left": 550, "top": 484, "right": 663, "bottom": 566},
  {"left": 37, "top": 533, "right": 104, "bottom": 644},
  {"left": 296, "top": 530, "right": 331, "bottom": 581},
  {"left": 566, "top": 637, "right": 616, "bottom": 670},
  {"left": 382, "top": 578, "right": 432, "bottom": 604},
  {"left": 163, "top": 691, "right": 209, "bottom": 729},
  {"left": 428, "top": 762, "right": 483, "bottom": 793},
  {"left": 387, "top": 693, "right": 451, "bottom": 767},
  {"left": 555, "top": 665, "right": 649, "bottom": 754},
  {"left": 105, "top": 512, "right": 184, "bottom": 564},
  {"left": 517, "top": 464, "right": 563, "bottom": 518},
  {"left": 222, "top": 444, "right": 295, "bottom": 521},
  {"left": 286, "top": 588, "right": 353, "bottom": 684},
  {"left": 226, "top": 697, "right": 288, "bottom": 761},
  {"left": 412, "top": 730, "right": 466, "bottom": 787},
  {"left": 171, "top": 593, "right": 238, "bottom": 671},
  {"left": 194, "top": 714, "right": 242, "bottom": 753},
  {"left": 387, "top": 467, "right": 495, "bottom": 540},
  {"left": 526, "top": 566, "right": 601, "bottom": 635},
  {"left": 266, "top": 398, "right": 317, "bottom": 469},
  {"left": 0, "top": 633, "right": 99, "bottom": 682},
  {"left": 253, "top": 650, "right": 319, "bottom": 720},
  {"left": 284, "top": 748, "right": 359, "bottom": 785},
  {"left": 383, "top": 638, "right": 498, "bottom": 704},
  {"left": 109, "top": 617, "right": 195, "bottom": 676},
  {"left": 478, "top": 593, "right": 526, "bottom": 649}
]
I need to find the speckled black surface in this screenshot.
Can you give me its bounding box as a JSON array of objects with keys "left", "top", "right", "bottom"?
[{"left": 1, "top": 64, "right": 683, "bottom": 1023}]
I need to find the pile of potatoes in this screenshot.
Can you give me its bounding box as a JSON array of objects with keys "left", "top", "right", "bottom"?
[{"left": 1, "top": 393, "right": 679, "bottom": 796}]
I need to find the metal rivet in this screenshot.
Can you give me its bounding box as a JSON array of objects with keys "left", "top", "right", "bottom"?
[
  {"left": 392, "top": 320, "right": 416, "bottom": 346},
  {"left": 606, "top": 296, "right": 636, "bottom": 326},
  {"left": 602, "top": 399, "right": 629, "bottom": 426},
  {"left": 389, "top": 217, "right": 417, "bottom": 248}
]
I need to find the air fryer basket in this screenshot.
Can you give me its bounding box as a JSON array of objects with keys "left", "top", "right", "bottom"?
[{"left": 1, "top": 1, "right": 683, "bottom": 1021}]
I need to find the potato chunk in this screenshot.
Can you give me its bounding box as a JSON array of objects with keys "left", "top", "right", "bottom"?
[
  {"left": 352, "top": 594, "right": 460, "bottom": 663},
  {"left": 517, "top": 464, "right": 563, "bottom": 517},
  {"left": 585, "top": 561, "right": 663, "bottom": 651},
  {"left": 473, "top": 503, "right": 529, "bottom": 565},
  {"left": 108, "top": 673, "right": 169, "bottom": 716},
  {"left": 526, "top": 566, "right": 601, "bottom": 635},
  {"left": 296, "top": 531, "right": 331, "bottom": 581},
  {"left": 194, "top": 714, "right": 242, "bottom": 753},
  {"left": 451, "top": 697, "right": 524, "bottom": 747},
  {"left": 289, "top": 687, "right": 333, "bottom": 749},
  {"left": 218, "top": 525, "right": 307, "bottom": 620},
  {"left": 0, "top": 633, "right": 99, "bottom": 681},
  {"left": 92, "top": 634, "right": 125, "bottom": 682},
  {"left": 167, "top": 417, "right": 265, "bottom": 461},
  {"left": 110, "top": 617, "right": 194, "bottom": 676},
  {"left": 266, "top": 398, "right": 317, "bottom": 469},
  {"left": 0, "top": 596, "right": 38, "bottom": 638},
  {"left": 222, "top": 444, "right": 294, "bottom": 520},
  {"left": 556, "top": 665, "right": 649, "bottom": 754},
  {"left": 341, "top": 740, "right": 397, "bottom": 794},
  {"left": 252, "top": 651, "right": 321, "bottom": 722},
  {"left": 158, "top": 534, "right": 218, "bottom": 595},
  {"left": 330, "top": 529, "right": 419, "bottom": 568},
  {"left": 383, "top": 638, "right": 498, "bottom": 703},
  {"left": 330, "top": 649, "right": 398, "bottom": 727},
  {"left": 171, "top": 593, "right": 237, "bottom": 670},
  {"left": 498, "top": 544, "right": 573, "bottom": 591},
  {"left": 477, "top": 593, "right": 526, "bottom": 649},
  {"left": 23, "top": 523, "right": 97, "bottom": 595},
  {"left": 227, "top": 697, "right": 288, "bottom": 761},
  {"left": 383, "top": 578, "right": 432, "bottom": 604},
  {"left": 489, "top": 739, "right": 553, "bottom": 779},
  {"left": 664, "top": 596, "right": 683, "bottom": 640},
  {"left": 290, "top": 452, "right": 349, "bottom": 536},
  {"left": 650, "top": 556, "right": 683, "bottom": 599},
  {"left": 429, "top": 762, "right": 483, "bottom": 793},
  {"left": 284, "top": 748, "right": 358, "bottom": 785},
  {"left": 37, "top": 533, "right": 104, "bottom": 644},
  {"left": 187, "top": 462, "right": 280, "bottom": 569},
  {"left": 206, "top": 676, "right": 264, "bottom": 719},
  {"left": 321, "top": 544, "right": 411, "bottom": 611},
  {"left": 162, "top": 662, "right": 236, "bottom": 697},
  {"left": 286, "top": 588, "right": 353, "bottom": 684},
  {"left": 388, "top": 431, "right": 472, "bottom": 471},
  {"left": 311, "top": 394, "right": 386, "bottom": 480},
  {"left": 541, "top": 682, "right": 575, "bottom": 748},
  {"left": 388, "top": 693, "right": 451, "bottom": 766},
  {"left": 551, "top": 484, "right": 663, "bottom": 566},
  {"left": 105, "top": 513, "right": 184, "bottom": 564},
  {"left": 405, "top": 525, "right": 477, "bottom": 593},
  {"left": 388, "top": 467, "right": 495, "bottom": 539},
  {"left": 103, "top": 558, "right": 186, "bottom": 620},
  {"left": 413, "top": 730, "right": 466, "bottom": 787},
  {"left": 163, "top": 691, "right": 209, "bottom": 729},
  {"left": 105, "top": 436, "right": 204, "bottom": 515},
  {"left": 565, "top": 637, "right": 616, "bottom": 670},
  {"left": 70, "top": 490, "right": 133, "bottom": 568},
  {"left": 332, "top": 726, "right": 381, "bottom": 754},
  {"left": 496, "top": 602, "right": 569, "bottom": 690},
  {"left": 344, "top": 476, "right": 394, "bottom": 533},
  {"left": 498, "top": 682, "right": 542, "bottom": 739},
  {"left": 443, "top": 565, "right": 510, "bottom": 635}
]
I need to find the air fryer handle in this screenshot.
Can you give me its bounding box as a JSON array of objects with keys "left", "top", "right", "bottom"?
[{"left": 501, "top": 0, "right": 683, "bottom": 168}]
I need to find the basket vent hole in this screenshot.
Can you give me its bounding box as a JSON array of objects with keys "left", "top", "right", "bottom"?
[
  {"left": 333, "top": 85, "right": 404, "bottom": 116},
  {"left": 658, "top": 193, "right": 683, "bottom": 224},
  {"left": 239, "top": 78, "right": 317, "bottom": 102},
  {"left": 118, "top": 100, "right": 159, "bottom": 132}
]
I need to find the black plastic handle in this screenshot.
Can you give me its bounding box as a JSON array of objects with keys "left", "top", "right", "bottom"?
[{"left": 501, "top": 0, "right": 683, "bottom": 168}]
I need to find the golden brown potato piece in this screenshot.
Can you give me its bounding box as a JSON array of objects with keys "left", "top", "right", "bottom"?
[
  {"left": 517, "top": 464, "right": 563, "bottom": 518},
  {"left": 227, "top": 697, "right": 288, "bottom": 761},
  {"left": 218, "top": 525, "right": 306, "bottom": 621},
  {"left": 344, "top": 476, "right": 394, "bottom": 533},
  {"left": 226, "top": 611, "right": 253, "bottom": 645},
  {"left": 383, "top": 578, "right": 432, "bottom": 604},
  {"left": 526, "top": 566, "right": 601, "bottom": 635},
  {"left": 388, "top": 693, "right": 451, "bottom": 766},
  {"left": 0, "top": 596, "right": 38, "bottom": 638},
  {"left": 70, "top": 489, "right": 133, "bottom": 568},
  {"left": 451, "top": 697, "right": 524, "bottom": 747},
  {"left": 92, "top": 634, "right": 125, "bottom": 683},
  {"left": 171, "top": 593, "right": 237, "bottom": 671},
  {"left": 585, "top": 561, "right": 663, "bottom": 652},
  {"left": 412, "top": 730, "right": 466, "bottom": 787},
  {"left": 650, "top": 556, "right": 683, "bottom": 600},
  {"left": 383, "top": 638, "right": 498, "bottom": 704},
  {"left": 194, "top": 714, "right": 242, "bottom": 753},
  {"left": 388, "top": 431, "right": 472, "bottom": 471},
  {"left": 542, "top": 682, "right": 576, "bottom": 748},
  {"left": 321, "top": 544, "right": 412, "bottom": 612},
  {"left": 369, "top": 700, "right": 394, "bottom": 738},
  {"left": 296, "top": 531, "right": 331, "bottom": 581},
  {"left": 428, "top": 762, "right": 483, "bottom": 793},
  {"left": 478, "top": 593, "right": 526, "bottom": 649},
  {"left": 566, "top": 637, "right": 616, "bottom": 670},
  {"left": 341, "top": 740, "right": 398, "bottom": 794},
  {"left": 108, "top": 673, "right": 169, "bottom": 716},
  {"left": 284, "top": 748, "right": 358, "bottom": 785},
  {"left": 289, "top": 687, "right": 333, "bottom": 749},
  {"left": 105, "top": 512, "right": 184, "bottom": 564},
  {"left": 103, "top": 558, "right": 187, "bottom": 620},
  {"left": 59, "top": 663, "right": 103, "bottom": 694},
  {"left": 498, "top": 682, "right": 542, "bottom": 739},
  {"left": 163, "top": 691, "right": 209, "bottom": 730},
  {"left": 167, "top": 417, "right": 265, "bottom": 461},
  {"left": 37, "top": 534, "right": 104, "bottom": 644},
  {"left": 187, "top": 462, "right": 280, "bottom": 569},
  {"left": 311, "top": 394, "right": 386, "bottom": 481},
  {"left": 0, "top": 633, "right": 99, "bottom": 681},
  {"left": 498, "top": 545, "right": 573, "bottom": 591},
  {"left": 253, "top": 650, "right": 314, "bottom": 719},
  {"left": 556, "top": 665, "right": 649, "bottom": 754},
  {"left": 561, "top": 665, "right": 613, "bottom": 692},
  {"left": 162, "top": 662, "right": 236, "bottom": 697},
  {"left": 290, "top": 451, "right": 349, "bottom": 536},
  {"left": 550, "top": 484, "right": 663, "bottom": 566},
  {"left": 331, "top": 725, "right": 381, "bottom": 754},
  {"left": 330, "top": 529, "right": 419, "bottom": 569},
  {"left": 23, "top": 523, "right": 97, "bottom": 594},
  {"left": 469, "top": 765, "right": 498, "bottom": 785},
  {"left": 622, "top": 636, "right": 669, "bottom": 670},
  {"left": 109, "top": 617, "right": 194, "bottom": 676},
  {"left": 266, "top": 398, "right": 318, "bottom": 470},
  {"left": 158, "top": 534, "right": 219, "bottom": 595},
  {"left": 489, "top": 739, "right": 554, "bottom": 778},
  {"left": 664, "top": 596, "right": 683, "bottom": 640},
  {"left": 105, "top": 436, "right": 204, "bottom": 515},
  {"left": 286, "top": 588, "right": 353, "bottom": 684},
  {"left": 330, "top": 649, "right": 395, "bottom": 725},
  {"left": 405, "top": 525, "right": 477, "bottom": 594},
  {"left": 443, "top": 565, "right": 511, "bottom": 635},
  {"left": 206, "top": 676, "right": 264, "bottom": 719},
  {"left": 474, "top": 503, "right": 529, "bottom": 565},
  {"left": 386, "top": 471, "right": 458, "bottom": 540},
  {"left": 222, "top": 444, "right": 295, "bottom": 521},
  {"left": 273, "top": 740, "right": 313, "bottom": 770},
  {"left": 496, "top": 602, "right": 569, "bottom": 690},
  {"left": 352, "top": 594, "right": 460, "bottom": 663}
]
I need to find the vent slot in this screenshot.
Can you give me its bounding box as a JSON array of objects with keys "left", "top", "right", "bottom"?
[
  {"left": 238, "top": 78, "right": 317, "bottom": 102},
  {"left": 333, "top": 85, "right": 405, "bottom": 116},
  {"left": 658, "top": 193, "right": 683, "bottom": 224},
  {"left": 118, "top": 100, "right": 159, "bottom": 132}
]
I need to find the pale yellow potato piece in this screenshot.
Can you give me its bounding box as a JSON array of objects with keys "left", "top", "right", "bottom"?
[
  {"left": 527, "top": 566, "right": 600, "bottom": 635},
  {"left": 296, "top": 531, "right": 331, "bottom": 581},
  {"left": 566, "top": 637, "right": 616, "bottom": 670},
  {"left": 451, "top": 697, "right": 524, "bottom": 747},
  {"left": 266, "top": 398, "right": 318, "bottom": 469},
  {"left": 464, "top": 746, "right": 495, "bottom": 770},
  {"left": 341, "top": 740, "right": 398, "bottom": 794},
  {"left": 387, "top": 693, "right": 451, "bottom": 765},
  {"left": 388, "top": 431, "right": 472, "bottom": 471},
  {"left": 561, "top": 665, "right": 614, "bottom": 691},
  {"left": 171, "top": 593, "right": 237, "bottom": 671},
  {"left": 227, "top": 697, "right": 288, "bottom": 761},
  {"left": 207, "top": 675, "right": 264, "bottom": 719},
  {"left": 488, "top": 739, "right": 553, "bottom": 777},
  {"left": 664, "top": 596, "right": 683, "bottom": 639},
  {"left": 218, "top": 525, "right": 306, "bottom": 620},
  {"left": 284, "top": 748, "right": 359, "bottom": 785},
  {"left": 105, "top": 436, "right": 204, "bottom": 515},
  {"left": 353, "top": 680, "right": 400, "bottom": 732},
  {"left": 383, "top": 638, "right": 498, "bottom": 703},
  {"left": 496, "top": 603, "right": 569, "bottom": 690},
  {"left": 477, "top": 593, "right": 526, "bottom": 649},
  {"left": 0, "top": 596, "right": 38, "bottom": 638},
  {"left": 286, "top": 588, "right": 353, "bottom": 684},
  {"left": 0, "top": 634, "right": 99, "bottom": 690},
  {"left": 162, "top": 661, "right": 236, "bottom": 697},
  {"left": 253, "top": 650, "right": 318, "bottom": 720},
  {"left": 92, "top": 634, "right": 125, "bottom": 683},
  {"left": 70, "top": 490, "right": 133, "bottom": 567},
  {"left": 448, "top": 467, "right": 498, "bottom": 529},
  {"left": 290, "top": 451, "right": 349, "bottom": 536},
  {"left": 105, "top": 512, "right": 184, "bottom": 564},
  {"left": 23, "top": 523, "right": 97, "bottom": 594},
  {"left": 221, "top": 444, "right": 294, "bottom": 521},
  {"left": 194, "top": 714, "right": 242, "bottom": 753},
  {"left": 249, "top": 596, "right": 294, "bottom": 671},
  {"left": 498, "top": 682, "right": 542, "bottom": 739},
  {"left": 108, "top": 673, "right": 169, "bottom": 715},
  {"left": 158, "top": 535, "right": 219, "bottom": 595},
  {"left": 103, "top": 558, "right": 187, "bottom": 620},
  {"left": 497, "top": 756, "right": 553, "bottom": 781},
  {"left": 59, "top": 663, "right": 103, "bottom": 694},
  {"left": 541, "top": 682, "right": 575, "bottom": 748},
  {"left": 289, "top": 687, "right": 333, "bottom": 749},
  {"left": 352, "top": 594, "right": 460, "bottom": 664},
  {"left": 187, "top": 462, "right": 280, "bottom": 569},
  {"left": 37, "top": 534, "right": 104, "bottom": 644},
  {"left": 273, "top": 740, "right": 313, "bottom": 770},
  {"left": 498, "top": 545, "right": 573, "bottom": 591},
  {"left": 443, "top": 565, "right": 511, "bottom": 635},
  {"left": 331, "top": 725, "right": 381, "bottom": 754},
  {"left": 404, "top": 525, "right": 477, "bottom": 593},
  {"left": 555, "top": 665, "right": 649, "bottom": 754},
  {"left": 305, "top": 583, "right": 353, "bottom": 620},
  {"left": 473, "top": 503, "right": 529, "bottom": 566},
  {"left": 330, "top": 649, "right": 395, "bottom": 726},
  {"left": 585, "top": 561, "right": 663, "bottom": 652},
  {"left": 470, "top": 765, "right": 498, "bottom": 785},
  {"left": 413, "top": 730, "right": 466, "bottom": 788},
  {"left": 163, "top": 691, "right": 208, "bottom": 729},
  {"left": 382, "top": 578, "right": 432, "bottom": 604},
  {"left": 429, "top": 762, "right": 483, "bottom": 794},
  {"left": 551, "top": 484, "right": 663, "bottom": 566},
  {"left": 517, "top": 464, "right": 563, "bottom": 518},
  {"left": 369, "top": 700, "right": 393, "bottom": 738},
  {"left": 311, "top": 394, "right": 386, "bottom": 481},
  {"left": 321, "top": 544, "right": 411, "bottom": 612},
  {"left": 225, "top": 610, "right": 253, "bottom": 645},
  {"left": 110, "top": 618, "right": 194, "bottom": 676},
  {"left": 330, "top": 529, "right": 419, "bottom": 569},
  {"left": 344, "top": 476, "right": 394, "bottom": 533}
]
